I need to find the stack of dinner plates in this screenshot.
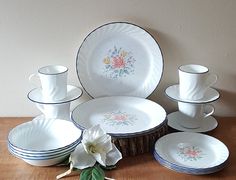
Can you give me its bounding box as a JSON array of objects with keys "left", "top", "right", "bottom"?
[
  {"left": 153, "top": 132, "right": 229, "bottom": 175},
  {"left": 71, "top": 96, "right": 166, "bottom": 138},
  {"left": 73, "top": 22, "right": 167, "bottom": 156},
  {"left": 8, "top": 117, "right": 82, "bottom": 166}
]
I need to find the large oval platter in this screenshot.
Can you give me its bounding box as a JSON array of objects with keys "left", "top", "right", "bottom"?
[
  {"left": 76, "top": 22, "right": 163, "bottom": 98},
  {"left": 71, "top": 96, "right": 166, "bottom": 138}
]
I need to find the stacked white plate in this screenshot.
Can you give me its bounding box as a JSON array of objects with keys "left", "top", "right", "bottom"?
[
  {"left": 153, "top": 132, "right": 229, "bottom": 175},
  {"left": 8, "top": 117, "right": 82, "bottom": 166},
  {"left": 71, "top": 96, "right": 166, "bottom": 138}
]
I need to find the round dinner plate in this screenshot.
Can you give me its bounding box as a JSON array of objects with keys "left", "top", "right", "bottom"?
[
  {"left": 154, "top": 132, "right": 229, "bottom": 174},
  {"left": 167, "top": 111, "right": 218, "bottom": 133},
  {"left": 71, "top": 96, "right": 166, "bottom": 137},
  {"left": 165, "top": 84, "right": 220, "bottom": 104},
  {"left": 76, "top": 22, "right": 163, "bottom": 98}
]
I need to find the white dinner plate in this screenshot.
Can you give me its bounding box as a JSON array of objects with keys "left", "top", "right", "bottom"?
[
  {"left": 154, "top": 132, "right": 229, "bottom": 174},
  {"left": 167, "top": 111, "right": 218, "bottom": 133},
  {"left": 76, "top": 22, "right": 163, "bottom": 98},
  {"left": 27, "top": 85, "right": 83, "bottom": 104},
  {"left": 71, "top": 96, "right": 166, "bottom": 137},
  {"left": 165, "top": 84, "right": 220, "bottom": 104}
]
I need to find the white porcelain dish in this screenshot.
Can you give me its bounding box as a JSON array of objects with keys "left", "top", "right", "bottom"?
[
  {"left": 76, "top": 22, "right": 163, "bottom": 98},
  {"left": 165, "top": 84, "right": 220, "bottom": 104},
  {"left": 8, "top": 118, "right": 82, "bottom": 152},
  {"left": 71, "top": 96, "right": 166, "bottom": 137},
  {"left": 27, "top": 85, "right": 83, "bottom": 104},
  {"left": 8, "top": 143, "right": 74, "bottom": 160},
  {"left": 154, "top": 132, "right": 229, "bottom": 174},
  {"left": 8, "top": 139, "right": 78, "bottom": 157},
  {"left": 167, "top": 111, "right": 218, "bottom": 133},
  {"left": 8, "top": 146, "right": 70, "bottom": 166}
]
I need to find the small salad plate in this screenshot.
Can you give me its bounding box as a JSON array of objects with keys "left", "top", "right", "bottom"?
[
  {"left": 165, "top": 84, "right": 220, "bottom": 104},
  {"left": 71, "top": 96, "right": 166, "bottom": 138},
  {"left": 76, "top": 22, "right": 164, "bottom": 98},
  {"left": 27, "top": 85, "right": 83, "bottom": 104},
  {"left": 154, "top": 132, "right": 229, "bottom": 174},
  {"left": 167, "top": 111, "right": 218, "bottom": 133}
]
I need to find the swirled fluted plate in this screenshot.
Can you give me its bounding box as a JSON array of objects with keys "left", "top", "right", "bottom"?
[
  {"left": 76, "top": 22, "right": 163, "bottom": 98},
  {"left": 154, "top": 132, "right": 229, "bottom": 174},
  {"left": 71, "top": 96, "right": 166, "bottom": 137}
]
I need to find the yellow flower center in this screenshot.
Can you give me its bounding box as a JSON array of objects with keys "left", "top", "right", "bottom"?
[{"left": 87, "top": 144, "right": 97, "bottom": 154}]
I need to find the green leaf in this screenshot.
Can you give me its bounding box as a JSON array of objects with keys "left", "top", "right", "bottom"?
[{"left": 80, "top": 165, "right": 105, "bottom": 180}]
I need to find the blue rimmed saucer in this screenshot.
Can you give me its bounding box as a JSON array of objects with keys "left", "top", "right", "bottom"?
[
  {"left": 28, "top": 85, "right": 83, "bottom": 104},
  {"left": 165, "top": 84, "right": 220, "bottom": 104},
  {"left": 167, "top": 111, "right": 218, "bottom": 133}
]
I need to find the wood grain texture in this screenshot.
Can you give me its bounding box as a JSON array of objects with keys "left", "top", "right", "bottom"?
[{"left": 0, "top": 117, "right": 235, "bottom": 180}]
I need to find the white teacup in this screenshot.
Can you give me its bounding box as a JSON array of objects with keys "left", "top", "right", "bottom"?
[
  {"left": 179, "top": 64, "right": 217, "bottom": 100},
  {"left": 29, "top": 65, "right": 68, "bottom": 101},
  {"left": 36, "top": 102, "right": 71, "bottom": 121},
  {"left": 178, "top": 102, "right": 215, "bottom": 129}
]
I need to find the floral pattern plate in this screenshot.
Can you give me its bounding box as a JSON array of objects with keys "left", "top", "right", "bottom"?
[
  {"left": 154, "top": 132, "right": 229, "bottom": 174},
  {"left": 76, "top": 22, "right": 163, "bottom": 98},
  {"left": 71, "top": 96, "right": 166, "bottom": 137}
]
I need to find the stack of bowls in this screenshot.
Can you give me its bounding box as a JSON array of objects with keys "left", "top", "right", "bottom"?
[{"left": 7, "top": 117, "right": 82, "bottom": 166}]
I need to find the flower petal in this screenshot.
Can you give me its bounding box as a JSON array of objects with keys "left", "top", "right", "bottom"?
[
  {"left": 93, "top": 152, "right": 107, "bottom": 167},
  {"left": 106, "top": 144, "right": 122, "bottom": 166},
  {"left": 70, "top": 144, "right": 96, "bottom": 169},
  {"left": 83, "top": 125, "right": 106, "bottom": 143},
  {"left": 94, "top": 134, "right": 112, "bottom": 153}
]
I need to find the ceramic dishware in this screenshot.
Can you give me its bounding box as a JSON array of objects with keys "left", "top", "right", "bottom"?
[
  {"left": 27, "top": 85, "right": 83, "bottom": 120},
  {"left": 8, "top": 118, "right": 82, "bottom": 152},
  {"left": 36, "top": 102, "right": 71, "bottom": 120},
  {"left": 165, "top": 84, "right": 220, "bottom": 104},
  {"left": 29, "top": 65, "right": 68, "bottom": 101},
  {"left": 167, "top": 111, "right": 218, "bottom": 133},
  {"left": 76, "top": 22, "right": 163, "bottom": 98},
  {"left": 154, "top": 132, "right": 229, "bottom": 175},
  {"left": 71, "top": 96, "right": 166, "bottom": 138},
  {"left": 7, "top": 118, "right": 82, "bottom": 166},
  {"left": 179, "top": 64, "right": 217, "bottom": 101},
  {"left": 178, "top": 102, "right": 215, "bottom": 129}
]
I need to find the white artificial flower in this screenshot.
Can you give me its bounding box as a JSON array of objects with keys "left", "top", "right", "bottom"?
[{"left": 70, "top": 125, "right": 122, "bottom": 169}]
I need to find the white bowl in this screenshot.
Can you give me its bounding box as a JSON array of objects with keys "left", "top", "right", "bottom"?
[
  {"left": 8, "top": 145, "right": 70, "bottom": 166},
  {"left": 8, "top": 118, "right": 82, "bottom": 153},
  {"left": 8, "top": 140, "right": 79, "bottom": 158}
]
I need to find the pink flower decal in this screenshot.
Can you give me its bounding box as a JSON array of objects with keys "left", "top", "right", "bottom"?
[
  {"left": 177, "top": 144, "right": 204, "bottom": 161},
  {"left": 103, "top": 46, "right": 136, "bottom": 79},
  {"left": 103, "top": 111, "right": 137, "bottom": 126}
]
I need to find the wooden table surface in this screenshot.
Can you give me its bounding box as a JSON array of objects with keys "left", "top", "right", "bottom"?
[{"left": 0, "top": 117, "right": 235, "bottom": 180}]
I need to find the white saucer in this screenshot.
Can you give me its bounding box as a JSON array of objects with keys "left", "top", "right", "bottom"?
[
  {"left": 165, "top": 84, "right": 220, "bottom": 104},
  {"left": 167, "top": 111, "right": 218, "bottom": 133},
  {"left": 28, "top": 85, "right": 83, "bottom": 104}
]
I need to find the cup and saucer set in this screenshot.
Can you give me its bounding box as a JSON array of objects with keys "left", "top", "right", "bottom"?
[
  {"left": 165, "top": 64, "right": 220, "bottom": 132},
  {"left": 27, "top": 65, "right": 83, "bottom": 121},
  {"left": 7, "top": 65, "right": 83, "bottom": 166},
  {"left": 153, "top": 64, "right": 229, "bottom": 175}
]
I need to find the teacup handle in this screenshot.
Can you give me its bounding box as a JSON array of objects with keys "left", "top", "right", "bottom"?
[
  {"left": 29, "top": 73, "right": 40, "bottom": 87},
  {"left": 206, "top": 73, "right": 218, "bottom": 88},
  {"left": 203, "top": 104, "right": 215, "bottom": 118}
]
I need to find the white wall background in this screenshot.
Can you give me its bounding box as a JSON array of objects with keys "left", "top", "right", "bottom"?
[{"left": 0, "top": 0, "right": 236, "bottom": 117}]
